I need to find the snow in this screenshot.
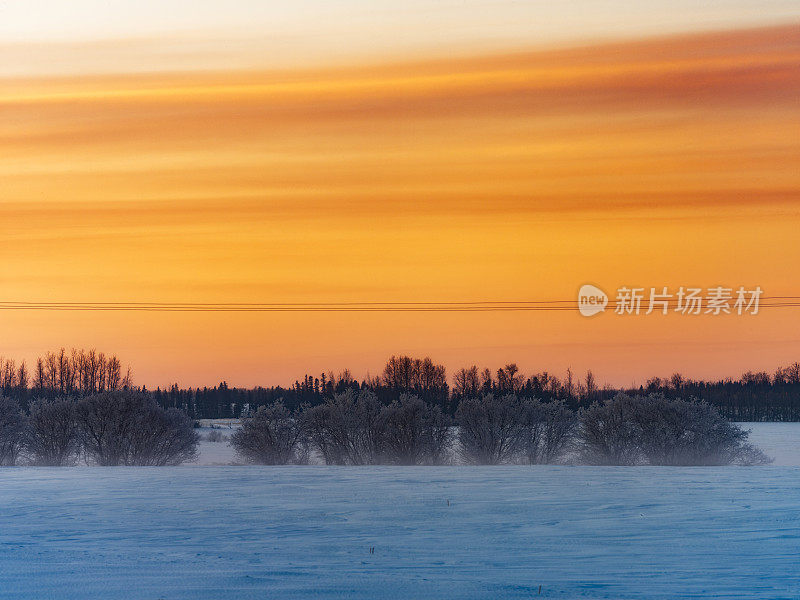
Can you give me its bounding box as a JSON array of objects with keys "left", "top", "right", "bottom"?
[
  {"left": 739, "top": 422, "right": 800, "bottom": 466},
  {"left": 0, "top": 423, "right": 798, "bottom": 598},
  {"left": 195, "top": 427, "right": 239, "bottom": 465},
  {"left": 1, "top": 465, "right": 800, "bottom": 599}
]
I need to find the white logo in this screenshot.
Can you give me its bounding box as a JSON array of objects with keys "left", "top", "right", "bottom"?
[
  {"left": 578, "top": 284, "right": 608, "bottom": 317},
  {"left": 577, "top": 284, "right": 762, "bottom": 317}
]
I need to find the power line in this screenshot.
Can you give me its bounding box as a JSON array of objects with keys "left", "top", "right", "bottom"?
[
  {"left": 3, "top": 296, "right": 795, "bottom": 306},
  {"left": 0, "top": 298, "right": 798, "bottom": 312}
]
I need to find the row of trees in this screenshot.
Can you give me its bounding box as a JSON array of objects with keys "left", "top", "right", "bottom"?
[
  {"left": 0, "top": 387, "right": 769, "bottom": 467},
  {"left": 0, "top": 349, "right": 132, "bottom": 403},
  {"left": 157, "top": 358, "right": 800, "bottom": 421},
  {"left": 0, "top": 392, "right": 197, "bottom": 467},
  {"left": 641, "top": 370, "right": 800, "bottom": 421},
  {"left": 3, "top": 350, "right": 800, "bottom": 421},
  {"left": 230, "top": 391, "right": 770, "bottom": 466}
]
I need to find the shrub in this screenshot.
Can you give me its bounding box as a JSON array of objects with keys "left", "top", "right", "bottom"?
[
  {"left": 735, "top": 442, "right": 772, "bottom": 466},
  {"left": 303, "top": 389, "right": 383, "bottom": 465},
  {"left": 631, "top": 395, "right": 771, "bottom": 466},
  {"left": 26, "top": 399, "right": 80, "bottom": 466},
  {"left": 456, "top": 394, "right": 526, "bottom": 465},
  {"left": 578, "top": 394, "right": 642, "bottom": 465},
  {"left": 379, "top": 394, "right": 452, "bottom": 465},
  {"left": 522, "top": 399, "right": 577, "bottom": 464},
  {"left": 205, "top": 430, "right": 226, "bottom": 443},
  {"left": 0, "top": 396, "right": 26, "bottom": 466},
  {"left": 76, "top": 391, "right": 198, "bottom": 466},
  {"left": 578, "top": 393, "right": 772, "bottom": 466},
  {"left": 230, "top": 402, "right": 303, "bottom": 464}
]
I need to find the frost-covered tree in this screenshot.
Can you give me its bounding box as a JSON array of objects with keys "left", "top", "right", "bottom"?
[
  {"left": 521, "top": 399, "right": 577, "bottom": 464},
  {"left": 578, "top": 394, "right": 641, "bottom": 465},
  {"left": 26, "top": 399, "right": 80, "bottom": 466},
  {"left": 578, "top": 393, "right": 771, "bottom": 466},
  {"left": 230, "top": 401, "right": 304, "bottom": 465},
  {"left": 456, "top": 393, "right": 526, "bottom": 465},
  {"left": 379, "top": 394, "right": 452, "bottom": 465},
  {"left": 303, "top": 389, "right": 383, "bottom": 465},
  {"left": 76, "top": 391, "right": 198, "bottom": 466},
  {"left": 0, "top": 395, "right": 26, "bottom": 466},
  {"left": 631, "top": 395, "right": 770, "bottom": 466}
]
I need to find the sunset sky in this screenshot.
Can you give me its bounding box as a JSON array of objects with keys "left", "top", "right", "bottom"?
[{"left": 2, "top": 2, "right": 799, "bottom": 388}]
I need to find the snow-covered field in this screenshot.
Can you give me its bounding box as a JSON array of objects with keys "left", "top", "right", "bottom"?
[
  {"left": 0, "top": 423, "right": 798, "bottom": 599},
  {"left": 2, "top": 466, "right": 800, "bottom": 599},
  {"left": 738, "top": 422, "right": 800, "bottom": 466}
]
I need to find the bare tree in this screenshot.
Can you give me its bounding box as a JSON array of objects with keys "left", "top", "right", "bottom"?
[
  {"left": 122, "top": 406, "right": 198, "bottom": 466},
  {"left": 496, "top": 364, "right": 524, "bottom": 393},
  {"left": 34, "top": 358, "right": 46, "bottom": 392},
  {"left": 456, "top": 393, "right": 526, "bottom": 465},
  {"left": 577, "top": 393, "right": 770, "bottom": 466},
  {"left": 379, "top": 394, "right": 452, "bottom": 465},
  {"left": 303, "top": 389, "right": 384, "bottom": 465},
  {"left": 453, "top": 366, "right": 480, "bottom": 398},
  {"left": 0, "top": 396, "right": 26, "bottom": 466},
  {"left": 0, "top": 358, "right": 18, "bottom": 391},
  {"left": 584, "top": 370, "right": 597, "bottom": 401},
  {"left": 205, "top": 430, "right": 226, "bottom": 443},
  {"left": 645, "top": 376, "right": 663, "bottom": 391},
  {"left": 772, "top": 368, "right": 787, "bottom": 385},
  {"left": 578, "top": 394, "right": 641, "bottom": 465},
  {"left": 382, "top": 355, "right": 417, "bottom": 390},
  {"left": 564, "top": 368, "right": 575, "bottom": 401},
  {"left": 26, "top": 399, "right": 80, "bottom": 466},
  {"left": 418, "top": 358, "right": 447, "bottom": 396},
  {"left": 631, "top": 395, "right": 771, "bottom": 466},
  {"left": 28, "top": 349, "right": 129, "bottom": 397},
  {"left": 381, "top": 355, "right": 448, "bottom": 401},
  {"left": 303, "top": 402, "right": 345, "bottom": 465},
  {"left": 230, "top": 401, "right": 304, "bottom": 464},
  {"left": 17, "top": 361, "right": 28, "bottom": 392},
  {"left": 0, "top": 358, "right": 29, "bottom": 396},
  {"left": 735, "top": 442, "right": 773, "bottom": 466},
  {"left": 480, "top": 368, "right": 494, "bottom": 392},
  {"left": 786, "top": 362, "right": 800, "bottom": 384},
  {"left": 76, "top": 391, "right": 198, "bottom": 466},
  {"left": 669, "top": 372, "right": 685, "bottom": 391},
  {"left": 521, "top": 399, "right": 577, "bottom": 464}
]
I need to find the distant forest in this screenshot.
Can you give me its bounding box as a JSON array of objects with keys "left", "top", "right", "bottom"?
[{"left": 1, "top": 350, "right": 799, "bottom": 421}]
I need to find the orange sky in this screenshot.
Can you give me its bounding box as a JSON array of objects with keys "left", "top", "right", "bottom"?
[{"left": 1, "top": 23, "right": 799, "bottom": 388}]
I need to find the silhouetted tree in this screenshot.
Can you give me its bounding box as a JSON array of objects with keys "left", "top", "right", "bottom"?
[
  {"left": 379, "top": 394, "right": 452, "bottom": 465},
  {"left": 0, "top": 396, "right": 26, "bottom": 466},
  {"left": 630, "top": 395, "right": 770, "bottom": 466},
  {"left": 76, "top": 391, "right": 197, "bottom": 466},
  {"left": 578, "top": 394, "right": 641, "bottom": 465},
  {"left": 381, "top": 355, "right": 448, "bottom": 405},
  {"left": 26, "top": 399, "right": 80, "bottom": 466},
  {"left": 497, "top": 364, "right": 524, "bottom": 393},
  {"left": 578, "top": 393, "right": 771, "bottom": 466},
  {"left": 303, "top": 389, "right": 383, "bottom": 465},
  {"left": 453, "top": 366, "right": 480, "bottom": 399},
  {"left": 230, "top": 401, "right": 305, "bottom": 464},
  {"left": 456, "top": 394, "right": 526, "bottom": 465},
  {"left": 521, "top": 399, "right": 577, "bottom": 464}
]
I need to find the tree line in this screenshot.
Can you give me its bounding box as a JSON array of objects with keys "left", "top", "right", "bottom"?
[
  {"left": 0, "top": 349, "right": 131, "bottom": 401},
  {"left": 2, "top": 350, "right": 800, "bottom": 421},
  {"left": 154, "top": 357, "right": 800, "bottom": 422},
  {"left": 0, "top": 392, "right": 197, "bottom": 467},
  {"left": 229, "top": 391, "right": 769, "bottom": 466},
  {"left": 0, "top": 388, "right": 767, "bottom": 467}
]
